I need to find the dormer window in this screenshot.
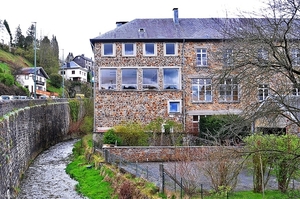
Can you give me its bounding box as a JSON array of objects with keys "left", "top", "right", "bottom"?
[{"left": 139, "top": 28, "right": 145, "bottom": 32}]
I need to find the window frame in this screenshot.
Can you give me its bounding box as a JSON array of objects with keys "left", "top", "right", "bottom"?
[
  {"left": 142, "top": 68, "right": 158, "bottom": 90},
  {"left": 291, "top": 48, "right": 300, "bottom": 66},
  {"left": 196, "top": 48, "right": 208, "bottom": 67},
  {"left": 164, "top": 43, "right": 177, "bottom": 56},
  {"left": 223, "top": 49, "right": 233, "bottom": 67},
  {"left": 102, "top": 43, "right": 116, "bottom": 57},
  {"left": 99, "top": 68, "right": 117, "bottom": 90},
  {"left": 258, "top": 84, "right": 269, "bottom": 101},
  {"left": 192, "top": 78, "right": 212, "bottom": 102},
  {"left": 163, "top": 68, "right": 180, "bottom": 90},
  {"left": 143, "top": 43, "right": 157, "bottom": 56},
  {"left": 121, "top": 68, "right": 138, "bottom": 90},
  {"left": 219, "top": 78, "right": 239, "bottom": 102},
  {"left": 168, "top": 100, "right": 182, "bottom": 114},
  {"left": 122, "top": 43, "right": 136, "bottom": 56}
]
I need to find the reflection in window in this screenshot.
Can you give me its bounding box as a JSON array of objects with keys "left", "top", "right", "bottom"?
[
  {"left": 291, "top": 48, "right": 300, "bottom": 66},
  {"left": 168, "top": 100, "right": 181, "bottom": 113},
  {"left": 219, "top": 78, "right": 239, "bottom": 102},
  {"left": 143, "top": 69, "right": 158, "bottom": 89},
  {"left": 123, "top": 43, "right": 135, "bottom": 56},
  {"left": 258, "top": 84, "right": 269, "bottom": 101},
  {"left": 223, "top": 49, "right": 233, "bottom": 67},
  {"left": 144, "top": 43, "right": 156, "bottom": 55},
  {"left": 196, "top": 48, "right": 207, "bottom": 66},
  {"left": 163, "top": 68, "right": 179, "bottom": 89},
  {"left": 122, "top": 69, "right": 137, "bottom": 89},
  {"left": 165, "top": 43, "right": 176, "bottom": 55},
  {"left": 100, "top": 69, "right": 116, "bottom": 89},
  {"left": 103, "top": 43, "right": 114, "bottom": 56},
  {"left": 192, "top": 78, "right": 212, "bottom": 102}
]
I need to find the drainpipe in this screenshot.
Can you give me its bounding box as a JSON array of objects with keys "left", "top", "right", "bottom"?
[
  {"left": 181, "top": 39, "right": 186, "bottom": 132},
  {"left": 90, "top": 41, "right": 97, "bottom": 150}
]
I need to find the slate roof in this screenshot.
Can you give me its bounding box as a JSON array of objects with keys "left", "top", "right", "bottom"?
[
  {"left": 20, "top": 67, "right": 49, "bottom": 79},
  {"left": 61, "top": 61, "right": 87, "bottom": 70}
]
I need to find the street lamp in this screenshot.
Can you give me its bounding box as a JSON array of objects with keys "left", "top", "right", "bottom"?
[{"left": 33, "top": 22, "right": 37, "bottom": 99}]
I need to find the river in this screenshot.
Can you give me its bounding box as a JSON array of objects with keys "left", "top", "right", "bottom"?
[{"left": 17, "top": 139, "right": 86, "bottom": 199}]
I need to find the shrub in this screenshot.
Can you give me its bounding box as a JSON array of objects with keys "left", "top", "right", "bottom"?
[{"left": 103, "top": 129, "right": 122, "bottom": 145}]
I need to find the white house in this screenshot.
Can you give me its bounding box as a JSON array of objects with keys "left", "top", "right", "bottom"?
[
  {"left": 16, "top": 67, "right": 49, "bottom": 97},
  {"left": 59, "top": 61, "right": 88, "bottom": 82},
  {"left": 0, "top": 20, "right": 10, "bottom": 46}
]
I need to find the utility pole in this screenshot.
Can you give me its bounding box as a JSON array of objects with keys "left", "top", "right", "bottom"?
[{"left": 33, "top": 22, "right": 37, "bottom": 99}]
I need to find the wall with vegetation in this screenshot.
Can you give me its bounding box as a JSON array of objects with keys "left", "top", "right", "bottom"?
[{"left": 0, "top": 99, "right": 72, "bottom": 198}]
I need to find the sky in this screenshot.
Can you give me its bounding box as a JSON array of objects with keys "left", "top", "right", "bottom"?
[{"left": 1, "top": 0, "right": 265, "bottom": 60}]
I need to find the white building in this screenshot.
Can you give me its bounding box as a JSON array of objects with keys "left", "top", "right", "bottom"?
[
  {"left": 16, "top": 67, "right": 49, "bottom": 97},
  {"left": 0, "top": 20, "right": 10, "bottom": 45},
  {"left": 59, "top": 61, "right": 88, "bottom": 82}
]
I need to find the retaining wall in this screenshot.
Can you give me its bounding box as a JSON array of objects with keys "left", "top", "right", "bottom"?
[{"left": 0, "top": 99, "right": 71, "bottom": 198}]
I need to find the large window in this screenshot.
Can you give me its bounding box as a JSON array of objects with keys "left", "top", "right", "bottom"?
[
  {"left": 196, "top": 48, "right": 207, "bottom": 66},
  {"left": 192, "top": 78, "right": 212, "bottom": 102},
  {"left": 164, "top": 43, "right": 177, "bottom": 56},
  {"left": 223, "top": 49, "right": 233, "bottom": 67},
  {"left": 168, "top": 100, "right": 181, "bottom": 114},
  {"left": 258, "top": 84, "right": 269, "bottom": 101},
  {"left": 291, "top": 48, "right": 300, "bottom": 66},
  {"left": 219, "top": 78, "right": 239, "bottom": 102},
  {"left": 102, "top": 43, "right": 115, "bottom": 56},
  {"left": 122, "top": 68, "right": 137, "bottom": 89},
  {"left": 143, "top": 43, "right": 156, "bottom": 56},
  {"left": 163, "top": 68, "right": 180, "bottom": 89},
  {"left": 143, "top": 69, "right": 158, "bottom": 90},
  {"left": 100, "top": 69, "right": 116, "bottom": 89},
  {"left": 122, "top": 43, "right": 136, "bottom": 56}
]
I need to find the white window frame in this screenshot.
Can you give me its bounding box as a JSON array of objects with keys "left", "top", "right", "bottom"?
[
  {"left": 192, "top": 78, "right": 212, "bottom": 102},
  {"left": 168, "top": 100, "right": 182, "bottom": 114},
  {"left": 143, "top": 43, "right": 157, "bottom": 56},
  {"left": 121, "top": 68, "right": 137, "bottom": 90},
  {"left": 258, "top": 84, "right": 269, "bottom": 101},
  {"left": 99, "top": 68, "right": 117, "bottom": 90},
  {"left": 223, "top": 49, "right": 233, "bottom": 67},
  {"left": 142, "top": 68, "right": 158, "bottom": 90},
  {"left": 122, "top": 43, "right": 136, "bottom": 56},
  {"left": 164, "top": 43, "right": 177, "bottom": 56},
  {"left": 196, "top": 48, "right": 208, "bottom": 66},
  {"left": 219, "top": 78, "right": 239, "bottom": 102},
  {"left": 163, "top": 68, "right": 180, "bottom": 90},
  {"left": 102, "top": 43, "right": 116, "bottom": 57},
  {"left": 293, "top": 87, "right": 300, "bottom": 96}
]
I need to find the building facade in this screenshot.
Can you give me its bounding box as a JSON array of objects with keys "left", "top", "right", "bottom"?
[
  {"left": 0, "top": 20, "right": 10, "bottom": 46},
  {"left": 90, "top": 8, "right": 249, "bottom": 134}
]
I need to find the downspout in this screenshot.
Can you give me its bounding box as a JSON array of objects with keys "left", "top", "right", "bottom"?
[
  {"left": 181, "top": 39, "right": 186, "bottom": 132},
  {"left": 90, "top": 41, "right": 96, "bottom": 134}
]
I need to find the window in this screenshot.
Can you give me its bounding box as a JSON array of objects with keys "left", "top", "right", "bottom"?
[
  {"left": 72, "top": 70, "right": 75, "bottom": 74},
  {"left": 168, "top": 100, "right": 181, "bottom": 113},
  {"left": 143, "top": 69, "right": 158, "bottom": 90},
  {"left": 219, "top": 78, "right": 239, "bottom": 102},
  {"left": 258, "top": 84, "right": 269, "bottom": 101},
  {"left": 100, "top": 69, "right": 116, "bottom": 90},
  {"left": 163, "top": 68, "right": 180, "bottom": 89},
  {"left": 196, "top": 48, "right": 207, "bottom": 66},
  {"left": 292, "top": 87, "right": 300, "bottom": 96},
  {"left": 192, "top": 78, "right": 212, "bottom": 102},
  {"left": 164, "top": 43, "right": 177, "bottom": 56},
  {"left": 258, "top": 48, "right": 268, "bottom": 63},
  {"left": 102, "top": 43, "right": 115, "bottom": 56},
  {"left": 25, "top": 75, "right": 29, "bottom": 80},
  {"left": 143, "top": 43, "right": 156, "bottom": 56},
  {"left": 223, "top": 49, "right": 233, "bottom": 67},
  {"left": 122, "top": 43, "right": 136, "bottom": 56},
  {"left": 122, "top": 68, "right": 137, "bottom": 89},
  {"left": 291, "top": 48, "right": 300, "bottom": 66}
]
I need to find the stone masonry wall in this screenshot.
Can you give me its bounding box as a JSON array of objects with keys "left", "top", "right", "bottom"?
[{"left": 0, "top": 99, "right": 71, "bottom": 198}]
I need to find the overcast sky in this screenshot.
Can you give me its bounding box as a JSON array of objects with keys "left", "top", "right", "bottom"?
[{"left": 1, "top": 0, "right": 265, "bottom": 60}]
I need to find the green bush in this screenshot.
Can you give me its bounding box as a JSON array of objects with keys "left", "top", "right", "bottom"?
[
  {"left": 103, "top": 129, "right": 122, "bottom": 145},
  {"left": 49, "top": 73, "right": 62, "bottom": 88},
  {"left": 79, "top": 116, "right": 93, "bottom": 134},
  {"left": 0, "top": 73, "right": 14, "bottom": 86}
]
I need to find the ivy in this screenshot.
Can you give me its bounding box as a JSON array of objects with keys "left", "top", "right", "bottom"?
[{"left": 68, "top": 99, "right": 80, "bottom": 122}]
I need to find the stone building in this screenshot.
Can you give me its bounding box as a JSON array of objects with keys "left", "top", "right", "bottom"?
[{"left": 90, "top": 8, "right": 251, "bottom": 135}]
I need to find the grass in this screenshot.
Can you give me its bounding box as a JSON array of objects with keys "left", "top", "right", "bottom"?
[
  {"left": 201, "top": 190, "right": 287, "bottom": 199},
  {"left": 66, "top": 136, "right": 115, "bottom": 199}
]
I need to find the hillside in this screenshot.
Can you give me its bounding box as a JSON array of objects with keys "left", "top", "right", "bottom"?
[{"left": 0, "top": 49, "right": 33, "bottom": 96}]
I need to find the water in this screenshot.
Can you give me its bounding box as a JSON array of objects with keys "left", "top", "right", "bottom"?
[{"left": 17, "top": 139, "right": 86, "bottom": 199}]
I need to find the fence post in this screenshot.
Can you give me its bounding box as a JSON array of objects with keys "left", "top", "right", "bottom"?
[
  {"left": 201, "top": 184, "right": 203, "bottom": 199},
  {"left": 104, "top": 149, "right": 109, "bottom": 163},
  {"left": 180, "top": 177, "right": 183, "bottom": 199},
  {"left": 159, "top": 163, "right": 164, "bottom": 194}
]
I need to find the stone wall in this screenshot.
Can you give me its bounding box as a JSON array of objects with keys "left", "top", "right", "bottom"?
[
  {"left": 102, "top": 145, "right": 239, "bottom": 162},
  {"left": 0, "top": 99, "right": 72, "bottom": 198}
]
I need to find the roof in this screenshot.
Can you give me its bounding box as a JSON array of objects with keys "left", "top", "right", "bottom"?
[
  {"left": 60, "top": 61, "right": 88, "bottom": 71},
  {"left": 20, "top": 67, "right": 49, "bottom": 79}
]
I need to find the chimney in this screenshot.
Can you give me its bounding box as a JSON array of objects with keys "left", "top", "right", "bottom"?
[
  {"left": 116, "top": 21, "right": 128, "bottom": 28},
  {"left": 173, "top": 8, "right": 179, "bottom": 24}
]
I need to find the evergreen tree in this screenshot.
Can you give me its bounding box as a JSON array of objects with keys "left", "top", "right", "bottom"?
[
  {"left": 3, "top": 20, "right": 12, "bottom": 44},
  {"left": 14, "top": 25, "right": 25, "bottom": 48}
]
